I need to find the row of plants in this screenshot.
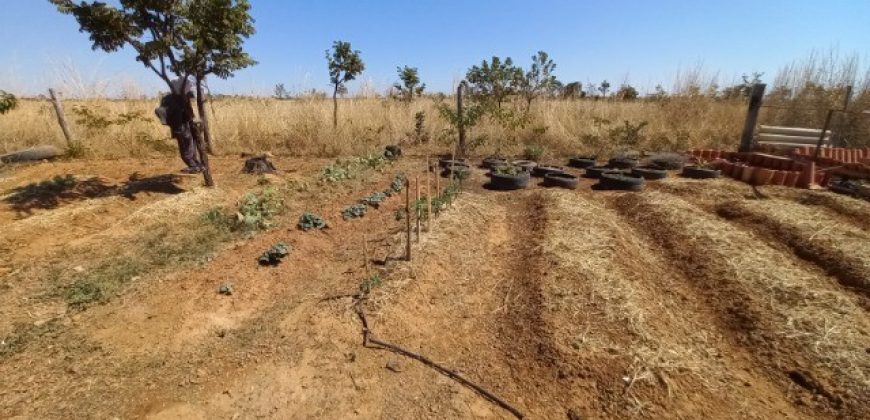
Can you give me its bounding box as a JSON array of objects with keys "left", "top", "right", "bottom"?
[
  {"left": 343, "top": 174, "right": 405, "bottom": 220},
  {"left": 320, "top": 152, "right": 391, "bottom": 182}
]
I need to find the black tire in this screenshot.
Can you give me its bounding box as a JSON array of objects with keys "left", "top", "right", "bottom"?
[
  {"left": 0, "top": 145, "right": 61, "bottom": 163},
  {"left": 681, "top": 166, "right": 721, "bottom": 179},
  {"left": 511, "top": 160, "right": 537, "bottom": 172},
  {"left": 631, "top": 166, "right": 668, "bottom": 180},
  {"left": 441, "top": 165, "right": 471, "bottom": 179},
  {"left": 439, "top": 158, "right": 469, "bottom": 169},
  {"left": 543, "top": 172, "right": 579, "bottom": 189},
  {"left": 584, "top": 166, "right": 623, "bottom": 179},
  {"left": 482, "top": 156, "right": 508, "bottom": 169},
  {"left": 568, "top": 157, "right": 597, "bottom": 169},
  {"left": 607, "top": 157, "right": 639, "bottom": 169},
  {"left": 489, "top": 172, "right": 530, "bottom": 190},
  {"left": 596, "top": 173, "right": 645, "bottom": 191},
  {"left": 384, "top": 145, "right": 402, "bottom": 160},
  {"left": 531, "top": 165, "right": 564, "bottom": 178}
]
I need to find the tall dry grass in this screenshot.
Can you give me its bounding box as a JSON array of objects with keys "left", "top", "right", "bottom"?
[
  {"left": 0, "top": 96, "right": 747, "bottom": 159},
  {"left": 1, "top": 50, "right": 867, "bottom": 159}
]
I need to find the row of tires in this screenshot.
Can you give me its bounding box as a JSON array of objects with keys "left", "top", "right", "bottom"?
[{"left": 436, "top": 156, "right": 722, "bottom": 192}]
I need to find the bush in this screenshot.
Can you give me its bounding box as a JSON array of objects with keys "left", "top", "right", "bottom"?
[
  {"left": 235, "top": 188, "right": 283, "bottom": 231},
  {"left": 523, "top": 143, "right": 545, "bottom": 161},
  {"left": 0, "top": 90, "right": 17, "bottom": 114}
]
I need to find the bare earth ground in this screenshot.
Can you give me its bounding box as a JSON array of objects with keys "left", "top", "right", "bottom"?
[{"left": 1, "top": 155, "right": 869, "bottom": 419}]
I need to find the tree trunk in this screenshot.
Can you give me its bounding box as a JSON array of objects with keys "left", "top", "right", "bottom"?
[
  {"left": 332, "top": 85, "right": 339, "bottom": 128},
  {"left": 190, "top": 121, "right": 215, "bottom": 187},
  {"left": 195, "top": 76, "right": 214, "bottom": 154}
]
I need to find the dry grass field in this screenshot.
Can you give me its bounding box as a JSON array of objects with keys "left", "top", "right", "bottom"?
[{"left": 1, "top": 96, "right": 749, "bottom": 159}]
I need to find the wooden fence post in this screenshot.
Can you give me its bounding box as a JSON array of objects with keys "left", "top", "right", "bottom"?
[
  {"left": 457, "top": 81, "right": 466, "bottom": 159},
  {"left": 832, "top": 85, "right": 852, "bottom": 147},
  {"left": 739, "top": 83, "right": 766, "bottom": 153},
  {"left": 48, "top": 89, "right": 75, "bottom": 148},
  {"left": 405, "top": 178, "right": 411, "bottom": 261},
  {"left": 426, "top": 162, "right": 432, "bottom": 232},
  {"left": 415, "top": 177, "right": 421, "bottom": 242},
  {"left": 362, "top": 234, "right": 370, "bottom": 277}
]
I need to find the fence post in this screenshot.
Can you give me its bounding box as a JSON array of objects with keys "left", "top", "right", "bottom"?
[
  {"left": 832, "top": 85, "right": 853, "bottom": 147},
  {"left": 739, "top": 83, "right": 766, "bottom": 153},
  {"left": 457, "top": 81, "right": 466, "bottom": 159},
  {"left": 814, "top": 109, "right": 835, "bottom": 160},
  {"left": 48, "top": 88, "right": 75, "bottom": 148},
  {"left": 405, "top": 178, "right": 411, "bottom": 261}
]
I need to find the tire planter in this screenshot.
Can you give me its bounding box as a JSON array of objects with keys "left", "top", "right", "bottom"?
[
  {"left": 441, "top": 165, "right": 471, "bottom": 179},
  {"left": 568, "top": 156, "right": 597, "bottom": 169},
  {"left": 511, "top": 160, "right": 537, "bottom": 173},
  {"left": 482, "top": 156, "right": 508, "bottom": 169},
  {"left": 596, "top": 173, "right": 645, "bottom": 191},
  {"left": 384, "top": 145, "right": 402, "bottom": 160},
  {"left": 439, "top": 158, "right": 469, "bottom": 169},
  {"left": 631, "top": 166, "right": 668, "bottom": 180},
  {"left": 681, "top": 166, "right": 721, "bottom": 179},
  {"left": 584, "top": 166, "right": 623, "bottom": 179},
  {"left": 542, "top": 172, "right": 579, "bottom": 190},
  {"left": 489, "top": 171, "right": 530, "bottom": 190},
  {"left": 531, "top": 165, "right": 564, "bottom": 178},
  {"left": 607, "top": 157, "right": 639, "bottom": 169}
]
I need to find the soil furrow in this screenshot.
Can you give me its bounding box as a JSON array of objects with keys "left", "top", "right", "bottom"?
[{"left": 614, "top": 191, "right": 870, "bottom": 418}]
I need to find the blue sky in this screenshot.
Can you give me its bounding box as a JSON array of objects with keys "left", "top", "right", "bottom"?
[{"left": 1, "top": 0, "right": 869, "bottom": 96}]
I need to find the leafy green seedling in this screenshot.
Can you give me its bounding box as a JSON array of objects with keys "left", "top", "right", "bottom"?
[
  {"left": 258, "top": 242, "right": 291, "bottom": 266},
  {"left": 298, "top": 212, "right": 328, "bottom": 231},
  {"left": 360, "top": 191, "right": 387, "bottom": 208},
  {"left": 342, "top": 204, "right": 367, "bottom": 220}
]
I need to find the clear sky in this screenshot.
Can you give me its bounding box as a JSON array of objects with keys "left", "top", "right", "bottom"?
[{"left": 1, "top": 0, "right": 869, "bottom": 97}]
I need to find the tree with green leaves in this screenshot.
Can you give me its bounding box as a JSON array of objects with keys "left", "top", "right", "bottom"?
[
  {"left": 562, "top": 82, "right": 583, "bottom": 99},
  {"left": 50, "top": 0, "right": 257, "bottom": 187},
  {"left": 615, "top": 84, "right": 639, "bottom": 100},
  {"left": 519, "top": 51, "right": 559, "bottom": 110},
  {"left": 0, "top": 90, "right": 17, "bottom": 115},
  {"left": 326, "top": 41, "right": 365, "bottom": 127},
  {"left": 465, "top": 56, "right": 523, "bottom": 109},
  {"left": 597, "top": 80, "right": 611, "bottom": 97},
  {"left": 274, "top": 83, "right": 290, "bottom": 99},
  {"left": 394, "top": 66, "right": 425, "bottom": 101}
]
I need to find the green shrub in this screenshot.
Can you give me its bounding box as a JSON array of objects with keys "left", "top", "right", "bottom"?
[
  {"left": 493, "top": 165, "right": 521, "bottom": 176},
  {"left": 235, "top": 188, "right": 283, "bottom": 231},
  {"left": 523, "top": 143, "right": 545, "bottom": 161},
  {"left": 359, "top": 273, "right": 382, "bottom": 294},
  {"left": 0, "top": 90, "right": 18, "bottom": 114}
]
